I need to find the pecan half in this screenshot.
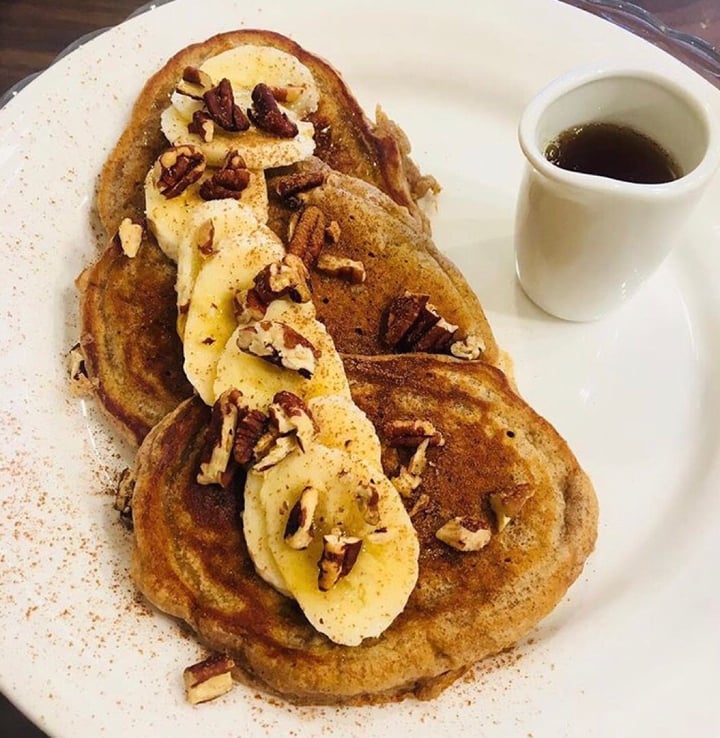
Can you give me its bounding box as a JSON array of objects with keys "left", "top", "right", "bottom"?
[
  {"left": 157, "top": 145, "right": 206, "bottom": 198},
  {"left": 287, "top": 205, "right": 326, "bottom": 268},
  {"left": 236, "top": 320, "right": 320, "bottom": 379},
  {"left": 176, "top": 66, "right": 214, "bottom": 99},
  {"left": 114, "top": 467, "right": 135, "bottom": 530},
  {"left": 197, "top": 389, "right": 244, "bottom": 487},
  {"left": 316, "top": 254, "right": 366, "bottom": 284},
  {"left": 188, "top": 110, "right": 215, "bottom": 143},
  {"left": 253, "top": 254, "right": 311, "bottom": 304},
  {"left": 318, "top": 528, "right": 363, "bottom": 591},
  {"left": 247, "top": 83, "right": 298, "bottom": 138},
  {"left": 435, "top": 516, "right": 491, "bottom": 552},
  {"left": 489, "top": 483, "right": 534, "bottom": 532},
  {"left": 284, "top": 485, "right": 319, "bottom": 550},
  {"left": 269, "top": 169, "right": 326, "bottom": 209},
  {"left": 384, "top": 419, "right": 444, "bottom": 448},
  {"left": 183, "top": 653, "right": 235, "bottom": 705},
  {"left": 233, "top": 408, "right": 269, "bottom": 466},
  {"left": 203, "top": 78, "right": 250, "bottom": 132},
  {"left": 199, "top": 150, "right": 251, "bottom": 201},
  {"left": 384, "top": 292, "right": 459, "bottom": 353},
  {"left": 268, "top": 391, "right": 317, "bottom": 452}
]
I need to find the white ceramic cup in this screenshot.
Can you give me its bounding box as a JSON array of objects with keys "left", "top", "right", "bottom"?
[{"left": 514, "top": 65, "right": 720, "bottom": 322}]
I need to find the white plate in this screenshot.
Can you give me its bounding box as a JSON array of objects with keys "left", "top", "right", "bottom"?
[{"left": 1, "top": 1, "right": 719, "bottom": 736}]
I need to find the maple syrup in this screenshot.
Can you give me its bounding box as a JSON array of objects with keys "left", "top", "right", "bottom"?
[{"left": 544, "top": 122, "right": 680, "bottom": 184}]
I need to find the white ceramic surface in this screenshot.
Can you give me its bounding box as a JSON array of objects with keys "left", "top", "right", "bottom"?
[
  {"left": 0, "top": 1, "right": 719, "bottom": 737},
  {"left": 515, "top": 64, "right": 720, "bottom": 321}
]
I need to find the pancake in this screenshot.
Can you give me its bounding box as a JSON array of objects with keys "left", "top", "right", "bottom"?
[
  {"left": 130, "top": 354, "right": 597, "bottom": 705},
  {"left": 77, "top": 233, "right": 193, "bottom": 444},
  {"left": 96, "top": 29, "right": 438, "bottom": 240},
  {"left": 79, "top": 163, "right": 499, "bottom": 444},
  {"left": 78, "top": 30, "right": 503, "bottom": 444}
]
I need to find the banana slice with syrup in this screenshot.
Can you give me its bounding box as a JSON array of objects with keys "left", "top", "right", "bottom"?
[{"left": 244, "top": 443, "right": 419, "bottom": 647}]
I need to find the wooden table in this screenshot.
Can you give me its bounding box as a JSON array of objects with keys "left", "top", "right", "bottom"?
[
  {"left": 0, "top": 0, "right": 717, "bottom": 735},
  {"left": 1, "top": 0, "right": 719, "bottom": 95}
]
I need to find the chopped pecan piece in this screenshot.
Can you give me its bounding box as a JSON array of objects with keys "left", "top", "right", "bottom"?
[
  {"left": 203, "top": 78, "right": 250, "bottom": 132},
  {"left": 199, "top": 150, "right": 251, "bottom": 201},
  {"left": 324, "top": 220, "right": 341, "bottom": 244},
  {"left": 176, "top": 66, "right": 214, "bottom": 99},
  {"left": 268, "top": 84, "right": 305, "bottom": 103},
  {"left": 316, "top": 254, "right": 366, "bottom": 284},
  {"left": 268, "top": 391, "right": 317, "bottom": 452},
  {"left": 435, "top": 516, "right": 491, "bottom": 551},
  {"left": 197, "top": 389, "right": 244, "bottom": 487},
  {"left": 236, "top": 320, "right": 320, "bottom": 379},
  {"left": 450, "top": 334, "right": 486, "bottom": 360},
  {"left": 318, "top": 528, "right": 363, "bottom": 591},
  {"left": 252, "top": 434, "right": 297, "bottom": 472},
  {"left": 384, "top": 292, "right": 460, "bottom": 354},
  {"left": 247, "top": 83, "right": 298, "bottom": 138},
  {"left": 157, "top": 145, "right": 206, "bottom": 198},
  {"left": 366, "top": 526, "right": 396, "bottom": 545},
  {"left": 233, "top": 408, "right": 269, "bottom": 466},
  {"left": 196, "top": 219, "right": 216, "bottom": 257},
  {"left": 114, "top": 467, "right": 135, "bottom": 530},
  {"left": 489, "top": 483, "right": 534, "bottom": 532},
  {"left": 117, "top": 217, "right": 143, "bottom": 258},
  {"left": 408, "top": 492, "right": 430, "bottom": 518},
  {"left": 390, "top": 439, "right": 430, "bottom": 497},
  {"left": 355, "top": 479, "right": 381, "bottom": 525},
  {"left": 284, "top": 485, "right": 319, "bottom": 550},
  {"left": 188, "top": 110, "right": 214, "bottom": 143},
  {"left": 233, "top": 287, "right": 267, "bottom": 324},
  {"left": 253, "top": 254, "right": 311, "bottom": 304},
  {"left": 183, "top": 653, "right": 235, "bottom": 705},
  {"left": 287, "top": 205, "right": 326, "bottom": 268},
  {"left": 67, "top": 342, "right": 93, "bottom": 396},
  {"left": 384, "top": 419, "right": 444, "bottom": 448},
  {"left": 269, "top": 169, "right": 326, "bottom": 209}
]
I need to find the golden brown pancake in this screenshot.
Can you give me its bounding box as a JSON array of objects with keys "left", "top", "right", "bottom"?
[
  {"left": 96, "top": 29, "right": 438, "bottom": 240},
  {"left": 77, "top": 234, "right": 193, "bottom": 445},
  {"left": 78, "top": 29, "right": 502, "bottom": 444},
  {"left": 79, "top": 164, "right": 499, "bottom": 444},
  {"left": 130, "top": 354, "right": 597, "bottom": 705}
]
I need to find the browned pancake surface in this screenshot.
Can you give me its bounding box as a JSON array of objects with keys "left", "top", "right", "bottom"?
[
  {"left": 130, "top": 355, "right": 597, "bottom": 705},
  {"left": 97, "top": 29, "right": 434, "bottom": 239},
  {"left": 78, "top": 236, "right": 193, "bottom": 445}
]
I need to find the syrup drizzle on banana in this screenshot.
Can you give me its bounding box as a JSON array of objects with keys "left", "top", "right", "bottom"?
[{"left": 143, "top": 46, "right": 419, "bottom": 647}]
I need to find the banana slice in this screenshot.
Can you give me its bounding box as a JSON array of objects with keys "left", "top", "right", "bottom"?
[
  {"left": 145, "top": 161, "right": 269, "bottom": 262},
  {"left": 161, "top": 106, "right": 316, "bottom": 169},
  {"left": 308, "top": 395, "right": 382, "bottom": 467},
  {"left": 175, "top": 200, "right": 267, "bottom": 337},
  {"left": 183, "top": 227, "right": 285, "bottom": 403},
  {"left": 161, "top": 46, "right": 319, "bottom": 168},
  {"left": 244, "top": 444, "right": 419, "bottom": 646},
  {"left": 213, "top": 300, "right": 351, "bottom": 409},
  {"left": 244, "top": 393, "right": 381, "bottom": 595},
  {"left": 198, "top": 46, "right": 319, "bottom": 119}
]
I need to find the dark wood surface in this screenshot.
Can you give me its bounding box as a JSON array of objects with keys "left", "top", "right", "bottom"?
[{"left": 0, "top": 0, "right": 718, "bottom": 735}]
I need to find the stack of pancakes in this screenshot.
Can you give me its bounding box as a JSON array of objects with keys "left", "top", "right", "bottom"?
[{"left": 77, "top": 29, "right": 598, "bottom": 705}]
